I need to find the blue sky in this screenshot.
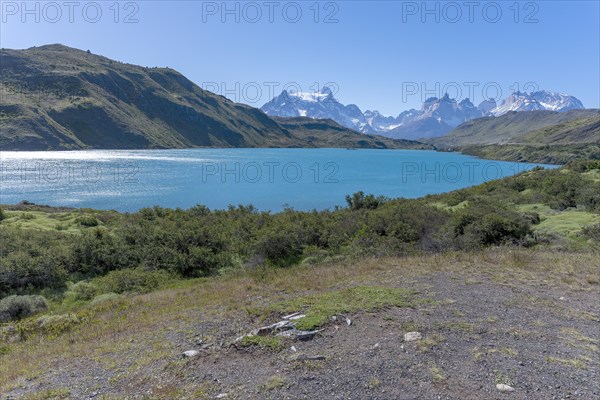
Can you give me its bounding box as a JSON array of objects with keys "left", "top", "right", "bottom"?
[{"left": 1, "top": 1, "right": 599, "bottom": 115}]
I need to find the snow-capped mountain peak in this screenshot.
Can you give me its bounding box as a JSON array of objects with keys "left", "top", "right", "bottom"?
[
  {"left": 260, "top": 89, "right": 585, "bottom": 139},
  {"left": 490, "top": 90, "right": 583, "bottom": 116}
]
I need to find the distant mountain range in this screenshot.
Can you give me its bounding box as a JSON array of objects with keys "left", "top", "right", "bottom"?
[
  {"left": 261, "top": 88, "right": 586, "bottom": 140},
  {"left": 0, "top": 45, "right": 425, "bottom": 151}
]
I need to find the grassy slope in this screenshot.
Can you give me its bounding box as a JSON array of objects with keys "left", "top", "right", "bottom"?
[
  {"left": 0, "top": 45, "right": 423, "bottom": 151},
  {"left": 429, "top": 110, "right": 600, "bottom": 164},
  {"left": 457, "top": 143, "right": 600, "bottom": 164},
  {"left": 431, "top": 109, "right": 599, "bottom": 148}
]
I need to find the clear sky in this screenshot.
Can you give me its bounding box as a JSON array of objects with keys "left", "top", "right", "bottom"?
[{"left": 1, "top": 1, "right": 599, "bottom": 115}]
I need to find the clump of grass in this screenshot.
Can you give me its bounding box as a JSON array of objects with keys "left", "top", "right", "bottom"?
[
  {"left": 240, "top": 335, "right": 284, "bottom": 352},
  {"left": 545, "top": 356, "right": 588, "bottom": 369},
  {"left": 429, "top": 364, "right": 446, "bottom": 383},
  {"left": 472, "top": 346, "right": 518, "bottom": 361},
  {"left": 559, "top": 328, "right": 599, "bottom": 353},
  {"left": 21, "top": 388, "right": 71, "bottom": 400},
  {"left": 271, "top": 286, "right": 420, "bottom": 330},
  {"left": 261, "top": 374, "right": 286, "bottom": 391},
  {"left": 418, "top": 333, "right": 446, "bottom": 353},
  {"left": 493, "top": 370, "right": 514, "bottom": 386},
  {"left": 367, "top": 377, "right": 381, "bottom": 388},
  {"left": 401, "top": 321, "right": 423, "bottom": 332}
]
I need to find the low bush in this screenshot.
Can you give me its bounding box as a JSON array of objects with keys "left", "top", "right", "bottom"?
[
  {"left": 89, "top": 292, "right": 123, "bottom": 306},
  {"left": 93, "top": 267, "right": 173, "bottom": 294},
  {"left": 75, "top": 214, "right": 99, "bottom": 227},
  {"left": 582, "top": 223, "right": 600, "bottom": 242},
  {"left": 63, "top": 281, "right": 99, "bottom": 304},
  {"left": 0, "top": 295, "right": 48, "bottom": 322}
]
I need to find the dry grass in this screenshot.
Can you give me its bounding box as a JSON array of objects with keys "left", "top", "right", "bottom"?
[{"left": 0, "top": 248, "right": 598, "bottom": 392}]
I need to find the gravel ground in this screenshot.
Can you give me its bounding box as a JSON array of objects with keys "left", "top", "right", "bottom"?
[{"left": 3, "top": 267, "right": 599, "bottom": 400}]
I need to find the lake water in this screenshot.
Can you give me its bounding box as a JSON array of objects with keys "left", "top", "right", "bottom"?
[{"left": 0, "top": 149, "right": 557, "bottom": 212}]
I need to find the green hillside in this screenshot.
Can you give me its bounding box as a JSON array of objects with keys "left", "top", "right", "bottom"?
[
  {"left": 431, "top": 109, "right": 599, "bottom": 148},
  {"left": 429, "top": 109, "right": 599, "bottom": 164},
  {"left": 0, "top": 45, "right": 424, "bottom": 151}
]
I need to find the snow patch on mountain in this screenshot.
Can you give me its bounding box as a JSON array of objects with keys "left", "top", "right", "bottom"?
[{"left": 260, "top": 88, "right": 585, "bottom": 139}]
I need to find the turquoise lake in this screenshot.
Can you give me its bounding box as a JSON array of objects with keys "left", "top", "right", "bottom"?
[{"left": 0, "top": 149, "right": 557, "bottom": 212}]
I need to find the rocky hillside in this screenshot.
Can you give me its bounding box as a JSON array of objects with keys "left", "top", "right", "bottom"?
[{"left": 0, "top": 45, "right": 421, "bottom": 151}]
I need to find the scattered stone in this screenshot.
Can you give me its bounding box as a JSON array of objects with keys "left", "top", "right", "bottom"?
[
  {"left": 372, "top": 343, "right": 380, "bottom": 349},
  {"left": 331, "top": 316, "right": 337, "bottom": 321},
  {"left": 404, "top": 332, "right": 422, "bottom": 342},
  {"left": 215, "top": 394, "right": 228, "bottom": 399},
  {"left": 182, "top": 350, "right": 200, "bottom": 358},
  {"left": 496, "top": 383, "right": 515, "bottom": 392},
  {"left": 287, "top": 314, "right": 306, "bottom": 321},
  {"left": 346, "top": 317, "right": 352, "bottom": 326},
  {"left": 277, "top": 328, "right": 324, "bottom": 341},
  {"left": 559, "top": 296, "right": 566, "bottom": 301},
  {"left": 296, "top": 329, "right": 324, "bottom": 341},
  {"left": 283, "top": 312, "right": 302, "bottom": 320},
  {"left": 291, "top": 345, "right": 297, "bottom": 352},
  {"left": 293, "top": 354, "right": 326, "bottom": 361},
  {"left": 255, "top": 320, "right": 291, "bottom": 336}
]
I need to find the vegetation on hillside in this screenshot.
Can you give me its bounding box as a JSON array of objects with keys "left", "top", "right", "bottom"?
[
  {"left": 429, "top": 109, "right": 600, "bottom": 164},
  {"left": 0, "top": 161, "right": 598, "bottom": 310},
  {"left": 431, "top": 109, "right": 599, "bottom": 148},
  {"left": 0, "top": 45, "right": 425, "bottom": 151},
  {"left": 459, "top": 143, "right": 600, "bottom": 164}
]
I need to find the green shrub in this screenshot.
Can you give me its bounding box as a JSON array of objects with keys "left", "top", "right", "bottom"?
[
  {"left": 346, "top": 191, "right": 387, "bottom": 210},
  {"left": 0, "top": 295, "right": 48, "bottom": 322},
  {"left": 19, "top": 213, "right": 36, "bottom": 220},
  {"left": 63, "top": 281, "right": 99, "bottom": 303},
  {"left": 0, "top": 207, "right": 5, "bottom": 222},
  {"left": 89, "top": 292, "right": 123, "bottom": 306},
  {"left": 93, "top": 267, "right": 173, "bottom": 294},
  {"left": 451, "top": 201, "right": 531, "bottom": 247},
  {"left": 35, "top": 314, "right": 81, "bottom": 336},
  {"left": 75, "top": 214, "right": 99, "bottom": 227},
  {"left": 582, "top": 223, "right": 600, "bottom": 242}
]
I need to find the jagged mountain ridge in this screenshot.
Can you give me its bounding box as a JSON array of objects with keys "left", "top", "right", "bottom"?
[{"left": 261, "top": 88, "right": 585, "bottom": 140}]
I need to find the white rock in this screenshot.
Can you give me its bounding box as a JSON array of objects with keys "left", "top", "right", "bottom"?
[
  {"left": 404, "top": 332, "right": 422, "bottom": 342},
  {"left": 496, "top": 383, "right": 515, "bottom": 392},
  {"left": 346, "top": 317, "right": 352, "bottom": 326},
  {"left": 215, "top": 394, "right": 228, "bottom": 399},
  {"left": 283, "top": 312, "right": 302, "bottom": 320},
  {"left": 291, "top": 346, "right": 297, "bottom": 352},
  {"left": 182, "top": 350, "right": 199, "bottom": 358}
]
